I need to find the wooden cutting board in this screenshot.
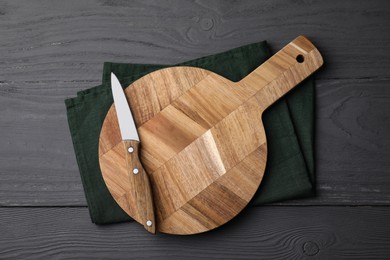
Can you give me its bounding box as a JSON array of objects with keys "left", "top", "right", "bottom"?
[{"left": 99, "top": 35, "right": 323, "bottom": 235}]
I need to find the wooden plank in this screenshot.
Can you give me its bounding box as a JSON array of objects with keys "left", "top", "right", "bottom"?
[
  {"left": 0, "top": 81, "right": 90, "bottom": 206},
  {"left": 1, "top": 79, "right": 389, "bottom": 206},
  {"left": 1, "top": 0, "right": 389, "bottom": 206},
  {"left": 0, "top": 206, "right": 389, "bottom": 259},
  {"left": 285, "top": 78, "right": 390, "bottom": 205},
  {"left": 0, "top": 0, "right": 389, "bottom": 82}
]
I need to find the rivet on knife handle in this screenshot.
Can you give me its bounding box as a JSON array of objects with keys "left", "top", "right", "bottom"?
[
  {"left": 123, "top": 140, "right": 156, "bottom": 234},
  {"left": 110, "top": 72, "right": 156, "bottom": 234}
]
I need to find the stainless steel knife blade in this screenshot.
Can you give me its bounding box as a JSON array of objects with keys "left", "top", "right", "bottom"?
[
  {"left": 110, "top": 72, "right": 139, "bottom": 141},
  {"left": 110, "top": 72, "right": 156, "bottom": 234}
]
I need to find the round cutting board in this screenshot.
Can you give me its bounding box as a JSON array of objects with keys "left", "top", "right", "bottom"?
[{"left": 98, "top": 36, "right": 323, "bottom": 235}]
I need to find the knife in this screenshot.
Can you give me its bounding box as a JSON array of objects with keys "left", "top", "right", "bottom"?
[{"left": 111, "top": 72, "right": 156, "bottom": 234}]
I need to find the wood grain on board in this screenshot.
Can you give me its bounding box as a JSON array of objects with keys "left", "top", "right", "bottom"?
[
  {"left": 1, "top": 81, "right": 389, "bottom": 206},
  {"left": 0, "top": 0, "right": 389, "bottom": 207},
  {"left": 0, "top": 1, "right": 390, "bottom": 206},
  {"left": 99, "top": 36, "right": 323, "bottom": 234},
  {"left": 0, "top": 0, "right": 390, "bottom": 257}
]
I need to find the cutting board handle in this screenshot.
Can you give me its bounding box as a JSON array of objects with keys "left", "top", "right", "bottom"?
[
  {"left": 239, "top": 35, "right": 323, "bottom": 110},
  {"left": 99, "top": 35, "right": 324, "bottom": 235}
]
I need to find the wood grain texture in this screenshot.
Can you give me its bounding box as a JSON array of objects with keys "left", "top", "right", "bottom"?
[
  {"left": 0, "top": 0, "right": 389, "bottom": 257},
  {"left": 1, "top": 78, "right": 388, "bottom": 206},
  {"left": 0, "top": 0, "right": 389, "bottom": 206},
  {"left": 0, "top": 81, "right": 92, "bottom": 206},
  {"left": 123, "top": 140, "right": 155, "bottom": 234},
  {"left": 1, "top": 206, "right": 390, "bottom": 259},
  {"left": 99, "top": 36, "right": 323, "bottom": 234},
  {"left": 0, "top": 0, "right": 389, "bottom": 82},
  {"left": 1, "top": 82, "right": 390, "bottom": 205},
  {"left": 280, "top": 78, "right": 390, "bottom": 205}
]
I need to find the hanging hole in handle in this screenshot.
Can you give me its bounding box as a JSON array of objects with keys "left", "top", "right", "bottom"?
[{"left": 296, "top": 54, "right": 304, "bottom": 63}]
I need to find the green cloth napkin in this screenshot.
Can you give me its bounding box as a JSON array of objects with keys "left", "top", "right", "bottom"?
[{"left": 65, "top": 41, "right": 315, "bottom": 225}]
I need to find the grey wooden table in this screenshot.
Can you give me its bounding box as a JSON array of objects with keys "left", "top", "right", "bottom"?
[{"left": 1, "top": 0, "right": 390, "bottom": 259}]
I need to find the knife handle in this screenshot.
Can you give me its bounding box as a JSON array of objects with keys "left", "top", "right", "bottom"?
[{"left": 123, "top": 140, "right": 156, "bottom": 234}]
